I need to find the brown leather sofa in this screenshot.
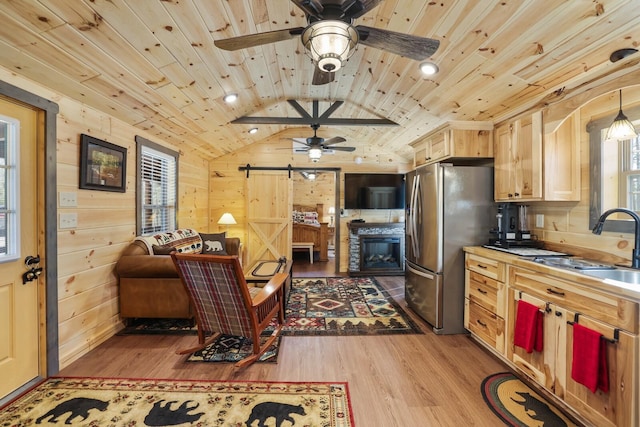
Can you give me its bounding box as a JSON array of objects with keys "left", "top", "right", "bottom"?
[{"left": 115, "top": 236, "right": 242, "bottom": 321}]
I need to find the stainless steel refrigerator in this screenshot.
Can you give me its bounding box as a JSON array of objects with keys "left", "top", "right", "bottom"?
[{"left": 405, "top": 163, "right": 494, "bottom": 334}]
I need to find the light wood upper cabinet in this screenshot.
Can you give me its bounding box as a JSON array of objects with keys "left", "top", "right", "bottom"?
[
  {"left": 544, "top": 111, "right": 580, "bottom": 201},
  {"left": 494, "top": 112, "right": 543, "bottom": 201},
  {"left": 412, "top": 121, "right": 493, "bottom": 166},
  {"left": 494, "top": 110, "right": 580, "bottom": 202}
]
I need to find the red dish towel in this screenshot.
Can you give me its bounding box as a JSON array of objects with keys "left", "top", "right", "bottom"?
[
  {"left": 571, "top": 323, "right": 609, "bottom": 393},
  {"left": 513, "top": 300, "right": 544, "bottom": 353}
]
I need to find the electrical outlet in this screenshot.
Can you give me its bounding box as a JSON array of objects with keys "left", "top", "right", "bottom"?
[
  {"left": 59, "top": 191, "right": 77, "bottom": 207},
  {"left": 535, "top": 214, "right": 544, "bottom": 228},
  {"left": 60, "top": 213, "right": 78, "bottom": 229}
]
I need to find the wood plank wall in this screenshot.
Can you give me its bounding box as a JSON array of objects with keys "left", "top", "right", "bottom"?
[
  {"left": 208, "top": 130, "right": 411, "bottom": 272},
  {"left": 531, "top": 86, "right": 640, "bottom": 262},
  {"left": 0, "top": 67, "right": 210, "bottom": 369}
]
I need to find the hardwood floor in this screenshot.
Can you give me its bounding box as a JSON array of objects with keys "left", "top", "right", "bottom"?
[{"left": 58, "top": 258, "right": 510, "bottom": 426}]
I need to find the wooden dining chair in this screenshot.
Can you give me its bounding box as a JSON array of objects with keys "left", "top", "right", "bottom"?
[{"left": 170, "top": 253, "right": 287, "bottom": 367}]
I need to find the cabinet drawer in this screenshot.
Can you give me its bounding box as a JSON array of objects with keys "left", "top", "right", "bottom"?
[
  {"left": 466, "top": 253, "right": 504, "bottom": 281},
  {"left": 467, "top": 270, "right": 498, "bottom": 313},
  {"left": 467, "top": 301, "right": 500, "bottom": 348},
  {"left": 510, "top": 267, "right": 639, "bottom": 333}
]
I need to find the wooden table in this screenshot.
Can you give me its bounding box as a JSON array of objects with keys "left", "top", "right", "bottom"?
[{"left": 244, "top": 258, "right": 293, "bottom": 300}]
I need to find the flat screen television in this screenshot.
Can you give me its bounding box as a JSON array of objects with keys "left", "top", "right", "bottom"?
[{"left": 344, "top": 173, "right": 405, "bottom": 209}]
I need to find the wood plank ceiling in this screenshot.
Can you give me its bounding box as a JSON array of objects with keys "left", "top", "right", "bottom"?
[{"left": 0, "top": 0, "right": 638, "bottom": 161}]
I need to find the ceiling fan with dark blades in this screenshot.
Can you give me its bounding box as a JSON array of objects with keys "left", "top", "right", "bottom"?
[
  {"left": 214, "top": 0, "right": 440, "bottom": 85},
  {"left": 294, "top": 124, "right": 356, "bottom": 161}
]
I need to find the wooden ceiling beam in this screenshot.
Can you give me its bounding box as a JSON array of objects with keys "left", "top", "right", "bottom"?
[
  {"left": 231, "top": 116, "right": 398, "bottom": 126},
  {"left": 232, "top": 99, "right": 398, "bottom": 126}
]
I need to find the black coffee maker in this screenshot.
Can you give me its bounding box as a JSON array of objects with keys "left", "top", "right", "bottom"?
[{"left": 489, "top": 203, "right": 541, "bottom": 248}]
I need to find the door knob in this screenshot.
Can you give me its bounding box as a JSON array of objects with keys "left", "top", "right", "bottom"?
[
  {"left": 25, "top": 255, "right": 40, "bottom": 267},
  {"left": 22, "top": 255, "right": 43, "bottom": 284}
]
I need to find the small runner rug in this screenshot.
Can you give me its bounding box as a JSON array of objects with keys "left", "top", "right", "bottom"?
[
  {"left": 481, "top": 372, "right": 579, "bottom": 426},
  {"left": 185, "top": 333, "right": 280, "bottom": 363},
  {"left": 0, "top": 377, "right": 354, "bottom": 427}
]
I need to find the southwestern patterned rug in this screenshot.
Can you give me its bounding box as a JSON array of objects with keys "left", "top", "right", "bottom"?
[
  {"left": 0, "top": 377, "right": 353, "bottom": 426},
  {"left": 120, "top": 276, "right": 422, "bottom": 338},
  {"left": 281, "top": 276, "right": 422, "bottom": 335}
]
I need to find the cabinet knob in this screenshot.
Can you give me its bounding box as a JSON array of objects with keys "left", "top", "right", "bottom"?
[
  {"left": 514, "top": 192, "right": 520, "bottom": 197},
  {"left": 508, "top": 193, "right": 514, "bottom": 198}
]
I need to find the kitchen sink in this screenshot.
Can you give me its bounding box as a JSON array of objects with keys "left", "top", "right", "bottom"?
[
  {"left": 579, "top": 268, "right": 640, "bottom": 284},
  {"left": 531, "top": 256, "right": 615, "bottom": 270}
]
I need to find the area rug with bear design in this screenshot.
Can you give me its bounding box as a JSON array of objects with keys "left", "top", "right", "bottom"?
[{"left": 0, "top": 377, "right": 353, "bottom": 426}]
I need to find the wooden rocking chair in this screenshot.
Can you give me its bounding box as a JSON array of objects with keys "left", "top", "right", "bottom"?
[{"left": 170, "top": 253, "right": 286, "bottom": 368}]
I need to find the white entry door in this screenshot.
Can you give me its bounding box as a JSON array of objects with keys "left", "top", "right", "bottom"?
[{"left": 0, "top": 96, "right": 41, "bottom": 399}]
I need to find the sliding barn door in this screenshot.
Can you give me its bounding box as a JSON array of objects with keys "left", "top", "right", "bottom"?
[{"left": 245, "top": 172, "right": 292, "bottom": 266}]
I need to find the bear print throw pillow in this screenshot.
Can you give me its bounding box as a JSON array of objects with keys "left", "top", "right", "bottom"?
[{"left": 200, "top": 232, "right": 228, "bottom": 255}]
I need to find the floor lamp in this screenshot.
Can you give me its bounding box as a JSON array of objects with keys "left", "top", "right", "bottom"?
[{"left": 217, "top": 213, "right": 237, "bottom": 234}]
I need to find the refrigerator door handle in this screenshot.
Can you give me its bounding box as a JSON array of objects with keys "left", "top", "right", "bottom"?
[
  {"left": 407, "top": 263, "right": 435, "bottom": 280},
  {"left": 410, "top": 174, "right": 421, "bottom": 258}
]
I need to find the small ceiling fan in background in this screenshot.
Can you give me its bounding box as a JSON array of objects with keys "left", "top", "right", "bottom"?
[
  {"left": 214, "top": 0, "right": 440, "bottom": 85},
  {"left": 293, "top": 123, "right": 356, "bottom": 162}
]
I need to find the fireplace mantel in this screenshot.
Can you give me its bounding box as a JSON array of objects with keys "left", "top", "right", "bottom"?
[{"left": 348, "top": 222, "right": 405, "bottom": 276}]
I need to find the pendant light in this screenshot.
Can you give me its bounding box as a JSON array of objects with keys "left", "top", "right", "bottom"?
[{"left": 606, "top": 89, "right": 637, "bottom": 141}]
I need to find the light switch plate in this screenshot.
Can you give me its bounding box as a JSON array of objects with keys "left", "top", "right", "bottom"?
[
  {"left": 60, "top": 213, "right": 78, "bottom": 229},
  {"left": 535, "top": 214, "right": 544, "bottom": 228},
  {"left": 59, "top": 192, "right": 77, "bottom": 207}
]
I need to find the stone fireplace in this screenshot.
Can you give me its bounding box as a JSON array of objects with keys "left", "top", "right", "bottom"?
[{"left": 348, "top": 222, "right": 405, "bottom": 276}]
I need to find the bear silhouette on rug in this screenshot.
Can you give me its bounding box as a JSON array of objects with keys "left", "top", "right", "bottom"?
[
  {"left": 511, "top": 391, "right": 567, "bottom": 427},
  {"left": 35, "top": 397, "right": 109, "bottom": 424},
  {"left": 246, "top": 402, "right": 307, "bottom": 427},
  {"left": 143, "top": 400, "right": 204, "bottom": 426}
]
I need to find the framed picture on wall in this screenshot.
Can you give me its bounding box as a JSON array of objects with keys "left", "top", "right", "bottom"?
[{"left": 79, "top": 134, "right": 127, "bottom": 192}]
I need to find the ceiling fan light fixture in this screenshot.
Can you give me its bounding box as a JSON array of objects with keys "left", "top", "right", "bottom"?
[
  {"left": 302, "top": 20, "right": 358, "bottom": 73},
  {"left": 606, "top": 89, "right": 638, "bottom": 141},
  {"left": 308, "top": 147, "right": 322, "bottom": 162},
  {"left": 420, "top": 62, "right": 439, "bottom": 75}
]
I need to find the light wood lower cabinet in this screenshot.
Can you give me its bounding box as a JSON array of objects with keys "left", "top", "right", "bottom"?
[
  {"left": 464, "top": 253, "right": 506, "bottom": 354},
  {"left": 509, "top": 266, "right": 638, "bottom": 427},
  {"left": 507, "top": 290, "right": 562, "bottom": 393}
]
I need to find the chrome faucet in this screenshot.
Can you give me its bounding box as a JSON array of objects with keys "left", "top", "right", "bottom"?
[{"left": 592, "top": 208, "right": 640, "bottom": 269}]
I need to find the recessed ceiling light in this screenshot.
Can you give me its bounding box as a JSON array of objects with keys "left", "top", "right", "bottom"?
[
  {"left": 249, "top": 127, "right": 258, "bottom": 134},
  {"left": 420, "top": 62, "right": 439, "bottom": 76},
  {"left": 223, "top": 93, "right": 238, "bottom": 103}
]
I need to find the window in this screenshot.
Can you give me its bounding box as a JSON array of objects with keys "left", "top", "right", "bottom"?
[
  {"left": 0, "top": 115, "right": 19, "bottom": 260},
  {"left": 135, "top": 136, "right": 178, "bottom": 235},
  {"left": 620, "top": 136, "right": 640, "bottom": 211}
]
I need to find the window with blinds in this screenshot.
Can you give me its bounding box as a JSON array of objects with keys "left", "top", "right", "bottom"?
[
  {"left": 620, "top": 135, "right": 640, "bottom": 211},
  {"left": 135, "top": 136, "right": 178, "bottom": 235}
]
